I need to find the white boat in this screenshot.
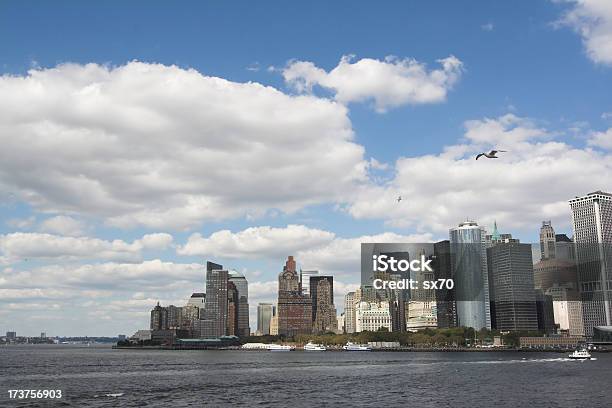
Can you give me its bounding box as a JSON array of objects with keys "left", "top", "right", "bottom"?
[
  {"left": 266, "top": 344, "right": 295, "bottom": 351},
  {"left": 568, "top": 349, "right": 593, "bottom": 360},
  {"left": 303, "top": 341, "right": 326, "bottom": 351},
  {"left": 343, "top": 342, "right": 371, "bottom": 351}
]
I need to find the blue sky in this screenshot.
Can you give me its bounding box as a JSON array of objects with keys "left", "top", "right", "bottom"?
[{"left": 1, "top": 1, "right": 612, "bottom": 335}]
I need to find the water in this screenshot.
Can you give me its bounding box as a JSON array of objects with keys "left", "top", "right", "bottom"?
[{"left": 1, "top": 345, "right": 610, "bottom": 407}]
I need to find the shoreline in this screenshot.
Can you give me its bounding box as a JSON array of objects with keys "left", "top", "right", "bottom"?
[{"left": 111, "top": 345, "right": 596, "bottom": 353}]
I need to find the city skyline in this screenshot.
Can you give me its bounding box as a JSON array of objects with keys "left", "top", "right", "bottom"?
[
  {"left": 1, "top": 196, "right": 609, "bottom": 336},
  {"left": 7, "top": 197, "right": 602, "bottom": 340},
  {"left": 2, "top": 1, "right": 612, "bottom": 336}
]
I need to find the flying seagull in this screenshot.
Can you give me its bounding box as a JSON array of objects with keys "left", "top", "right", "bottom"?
[{"left": 476, "top": 150, "right": 507, "bottom": 160}]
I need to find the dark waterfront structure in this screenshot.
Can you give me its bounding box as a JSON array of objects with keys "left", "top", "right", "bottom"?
[
  {"left": 569, "top": 191, "right": 612, "bottom": 337},
  {"left": 277, "top": 256, "right": 312, "bottom": 337},
  {"left": 201, "top": 262, "right": 229, "bottom": 338},
  {"left": 487, "top": 242, "right": 538, "bottom": 331},
  {"left": 150, "top": 329, "right": 190, "bottom": 346},
  {"left": 593, "top": 326, "right": 612, "bottom": 343}
]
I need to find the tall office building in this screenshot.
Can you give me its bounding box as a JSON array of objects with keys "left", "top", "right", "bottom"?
[
  {"left": 270, "top": 314, "right": 279, "bottom": 335},
  {"left": 300, "top": 270, "right": 319, "bottom": 296},
  {"left": 337, "top": 314, "right": 345, "bottom": 334},
  {"left": 257, "top": 303, "right": 275, "bottom": 335},
  {"left": 150, "top": 302, "right": 168, "bottom": 330},
  {"left": 450, "top": 220, "right": 491, "bottom": 330},
  {"left": 537, "top": 221, "right": 576, "bottom": 262},
  {"left": 277, "top": 256, "right": 312, "bottom": 337},
  {"left": 227, "top": 281, "right": 239, "bottom": 336},
  {"left": 181, "top": 304, "right": 200, "bottom": 336},
  {"left": 166, "top": 305, "right": 183, "bottom": 329},
  {"left": 309, "top": 275, "right": 334, "bottom": 322},
  {"left": 487, "top": 241, "right": 538, "bottom": 331},
  {"left": 344, "top": 292, "right": 357, "bottom": 333},
  {"left": 434, "top": 240, "right": 457, "bottom": 328},
  {"left": 187, "top": 292, "right": 206, "bottom": 308},
  {"left": 407, "top": 249, "right": 437, "bottom": 330},
  {"left": 228, "top": 270, "right": 250, "bottom": 337},
  {"left": 569, "top": 191, "right": 612, "bottom": 336},
  {"left": 312, "top": 277, "right": 337, "bottom": 333},
  {"left": 485, "top": 221, "right": 516, "bottom": 247},
  {"left": 380, "top": 251, "right": 410, "bottom": 332},
  {"left": 201, "top": 262, "right": 229, "bottom": 338},
  {"left": 540, "top": 221, "right": 557, "bottom": 260}
]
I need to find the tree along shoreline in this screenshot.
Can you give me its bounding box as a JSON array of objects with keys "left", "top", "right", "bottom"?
[{"left": 244, "top": 327, "right": 545, "bottom": 348}]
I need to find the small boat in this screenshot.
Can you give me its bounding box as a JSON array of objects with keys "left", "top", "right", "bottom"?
[
  {"left": 266, "top": 344, "right": 295, "bottom": 351},
  {"left": 343, "top": 342, "right": 371, "bottom": 351},
  {"left": 304, "top": 341, "right": 326, "bottom": 351},
  {"left": 568, "top": 349, "right": 593, "bottom": 360}
]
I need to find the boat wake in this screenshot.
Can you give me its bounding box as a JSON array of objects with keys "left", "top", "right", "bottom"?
[{"left": 94, "top": 393, "right": 124, "bottom": 398}]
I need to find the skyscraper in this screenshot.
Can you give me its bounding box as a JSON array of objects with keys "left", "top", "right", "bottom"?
[
  {"left": 380, "top": 251, "right": 409, "bottom": 332},
  {"left": 569, "top": 191, "right": 612, "bottom": 336},
  {"left": 540, "top": 221, "right": 556, "bottom": 260},
  {"left": 150, "top": 302, "right": 168, "bottom": 330},
  {"left": 201, "top": 262, "right": 229, "bottom": 338},
  {"left": 309, "top": 275, "right": 334, "bottom": 322},
  {"left": 407, "top": 249, "right": 437, "bottom": 330},
  {"left": 344, "top": 292, "right": 357, "bottom": 333},
  {"left": 166, "top": 305, "right": 183, "bottom": 329},
  {"left": 300, "top": 270, "right": 319, "bottom": 296},
  {"left": 277, "top": 256, "right": 312, "bottom": 337},
  {"left": 312, "top": 277, "right": 337, "bottom": 333},
  {"left": 450, "top": 220, "right": 491, "bottom": 330},
  {"left": 227, "top": 281, "right": 239, "bottom": 336},
  {"left": 228, "top": 270, "right": 250, "bottom": 337},
  {"left": 257, "top": 303, "right": 275, "bottom": 335},
  {"left": 434, "top": 240, "right": 457, "bottom": 328},
  {"left": 487, "top": 241, "right": 538, "bottom": 331},
  {"left": 187, "top": 292, "right": 206, "bottom": 308}
]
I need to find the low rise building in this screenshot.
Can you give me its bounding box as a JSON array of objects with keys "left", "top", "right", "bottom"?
[
  {"left": 356, "top": 301, "right": 391, "bottom": 332},
  {"left": 519, "top": 335, "right": 584, "bottom": 349}
]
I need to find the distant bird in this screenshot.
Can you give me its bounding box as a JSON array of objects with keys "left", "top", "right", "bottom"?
[
  {"left": 476, "top": 150, "right": 507, "bottom": 160},
  {"left": 397, "top": 196, "right": 402, "bottom": 202}
]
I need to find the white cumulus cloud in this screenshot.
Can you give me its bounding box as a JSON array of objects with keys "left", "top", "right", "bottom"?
[
  {"left": 347, "top": 114, "right": 612, "bottom": 235},
  {"left": 588, "top": 127, "right": 612, "bottom": 149},
  {"left": 282, "top": 55, "right": 463, "bottom": 112},
  {"left": 0, "top": 232, "right": 174, "bottom": 263},
  {"left": 557, "top": 0, "right": 612, "bottom": 65},
  {"left": 0, "top": 61, "right": 367, "bottom": 230},
  {"left": 178, "top": 224, "right": 335, "bottom": 258},
  {"left": 39, "top": 215, "right": 87, "bottom": 237}
]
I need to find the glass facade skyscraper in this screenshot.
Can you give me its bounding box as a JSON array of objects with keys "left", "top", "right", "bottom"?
[
  {"left": 201, "top": 262, "right": 228, "bottom": 338},
  {"left": 229, "top": 270, "right": 250, "bottom": 337},
  {"left": 449, "top": 220, "right": 491, "bottom": 330}
]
